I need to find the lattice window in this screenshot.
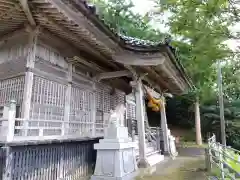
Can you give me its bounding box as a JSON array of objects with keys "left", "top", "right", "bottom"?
[
  {"left": 96, "top": 87, "right": 103, "bottom": 111},
  {"left": 95, "top": 111, "right": 104, "bottom": 136},
  {"left": 0, "top": 76, "right": 25, "bottom": 106},
  {"left": 31, "top": 76, "right": 66, "bottom": 121},
  {"left": 110, "top": 90, "right": 125, "bottom": 110},
  {"left": 71, "top": 87, "right": 84, "bottom": 112},
  {"left": 126, "top": 103, "right": 136, "bottom": 120},
  {"left": 103, "top": 86, "right": 111, "bottom": 113},
  {"left": 69, "top": 86, "right": 92, "bottom": 136},
  {"left": 94, "top": 85, "right": 126, "bottom": 135},
  {"left": 32, "top": 76, "right": 66, "bottom": 107}
]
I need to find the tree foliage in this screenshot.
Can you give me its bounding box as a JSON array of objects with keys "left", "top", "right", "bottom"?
[
  {"left": 154, "top": 0, "right": 240, "bottom": 101},
  {"left": 166, "top": 95, "right": 240, "bottom": 149},
  {"left": 91, "top": 0, "right": 166, "bottom": 40}
]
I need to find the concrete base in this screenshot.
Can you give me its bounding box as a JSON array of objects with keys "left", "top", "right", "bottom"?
[
  {"left": 137, "top": 158, "right": 150, "bottom": 168},
  {"left": 147, "top": 153, "right": 164, "bottom": 166},
  {"left": 91, "top": 125, "right": 138, "bottom": 180}
]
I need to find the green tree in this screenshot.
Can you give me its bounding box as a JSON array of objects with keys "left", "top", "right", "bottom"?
[
  {"left": 154, "top": 0, "right": 239, "bottom": 101},
  {"left": 90, "top": 0, "right": 166, "bottom": 40}
]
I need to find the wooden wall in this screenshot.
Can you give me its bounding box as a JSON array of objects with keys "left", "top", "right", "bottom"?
[
  {"left": 0, "top": 34, "right": 28, "bottom": 109},
  {"left": 0, "top": 31, "right": 129, "bottom": 138},
  {"left": 31, "top": 42, "right": 126, "bottom": 137}
]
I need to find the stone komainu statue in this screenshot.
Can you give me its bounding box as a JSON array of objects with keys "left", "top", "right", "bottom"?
[{"left": 108, "top": 104, "right": 126, "bottom": 127}]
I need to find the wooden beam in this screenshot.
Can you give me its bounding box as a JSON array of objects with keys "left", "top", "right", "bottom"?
[
  {"left": 35, "top": 12, "right": 120, "bottom": 70},
  {"left": 114, "top": 53, "right": 165, "bottom": 66},
  {"left": 70, "top": 56, "right": 102, "bottom": 72},
  {"left": 141, "top": 66, "right": 172, "bottom": 92},
  {"left": 163, "top": 61, "right": 187, "bottom": 91},
  {"left": 94, "top": 70, "right": 131, "bottom": 81},
  {"left": 71, "top": 56, "right": 132, "bottom": 93},
  {"left": 39, "top": 28, "right": 85, "bottom": 57},
  {"left": 156, "top": 64, "right": 185, "bottom": 92},
  {"left": 49, "top": 0, "right": 115, "bottom": 47},
  {"left": 124, "top": 65, "right": 162, "bottom": 93},
  {"left": 18, "top": 0, "right": 36, "bottom": 26},
  {"left": 35, "top": 12, "right": 98, "bottom": 55}
]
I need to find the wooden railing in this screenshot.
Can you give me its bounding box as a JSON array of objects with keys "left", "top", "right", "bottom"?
[
  {"left": 207, "top": 134, "right": 240, "bottom": 179},
  {"left": 0, "top": 100, "right": 107, "bottom": 142}
]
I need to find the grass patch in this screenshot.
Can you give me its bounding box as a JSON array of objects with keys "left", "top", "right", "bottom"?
[
  {"left": 182, "top": 141, "right": 208, "bottom": 148},
  {"left": 224, "top": 149, "right": 240, "bottom": 172},
  {"left": 210, "top": 166, "right": 221, "bottom": 177},
  {"left": 208, "top": 148, "right": 240, "bottom": 179}
]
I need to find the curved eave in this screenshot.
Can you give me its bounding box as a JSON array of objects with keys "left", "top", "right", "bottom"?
[
  {"left": 164, "top": 46, "right": 193, "bottom": 90},
  {"left": 66, "top": 0, "right": 192, "bottom": 92}
]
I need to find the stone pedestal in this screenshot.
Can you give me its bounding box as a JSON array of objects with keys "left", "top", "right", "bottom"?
[{"left": 91, "top": 124, "right": 138, "bottom": 180}]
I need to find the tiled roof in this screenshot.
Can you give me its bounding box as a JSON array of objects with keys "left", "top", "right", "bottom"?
[
  {"left": 79, "top": 0, "right": 170, "bottom": 49},
  {"left": 77, "top": 0, "right": 192, "bottom": 87},
  {"left": 120, "top": 34, "right": 167, "bottom": 48}
]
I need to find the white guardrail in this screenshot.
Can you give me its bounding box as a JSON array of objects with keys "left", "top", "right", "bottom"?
[{"left": 207, "top": 134, "right": 240, "bottom": 180}]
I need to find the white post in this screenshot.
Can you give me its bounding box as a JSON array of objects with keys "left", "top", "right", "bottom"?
[
  {"left": 62, "top": 63, "right": 73, "bottom": 136},
  {"left": 7, "top": 100, "right": 16, "bottom": 142},
  {"left": 135, "top": 80, "right": 149, "bottom": 168},
  {"left": 91, "top": 83, "right": 96, "bottom": 137},
  {"left": 161, "top": 97, "right": 170, "bottom": 154},
  {"left": 217, "top": 143, "right": 225, "bottom": 179},
  {"left": 22, "top": 28, "right": 38, "bottom": 136}
]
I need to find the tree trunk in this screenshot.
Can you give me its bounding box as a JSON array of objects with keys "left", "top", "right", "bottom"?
[{"left": 195, "top": 98, "right": 202, "bottom": 145}]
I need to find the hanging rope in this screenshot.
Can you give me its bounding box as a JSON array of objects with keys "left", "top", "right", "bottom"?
[{"left": 143, "top": 85, "right": 163, "bottom": 112}]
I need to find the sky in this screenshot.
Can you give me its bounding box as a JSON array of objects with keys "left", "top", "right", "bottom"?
[
  {"left": 131, "top": 0, "right": 169, "bottom": 32},
  {"left": 131, "top": 0, "right": 155, "bottom": 14},
  {"left": 131, "top": 0, "right": 240, "bottom": 51}
]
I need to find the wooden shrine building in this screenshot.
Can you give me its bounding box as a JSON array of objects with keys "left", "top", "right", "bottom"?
[{"left": 0, "top": 0, "right": 192, "bottom": 179}]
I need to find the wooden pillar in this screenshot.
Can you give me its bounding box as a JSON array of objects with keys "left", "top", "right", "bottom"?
[
  {"left": 6, "top": 100, "right": 16, "bottom": 142},
  {"left": 195, "top": 98, "right": 202, "bottom": 145},
  {"left": 91, "top": 82, "right": 96, "bottom": 136},
  {"left": 62, "top": 63, "right": 73, "bottom": 136},
  {"left": 135, "top": 80, "right": 149, "bottom": 168},
  {"left": 22, "top": 28, "right": 39, "bottom": 136},
  {"left": 161, "top": 97, "right": 170, "bottom": 154}
]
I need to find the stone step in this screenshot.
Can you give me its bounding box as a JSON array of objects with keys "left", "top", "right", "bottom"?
[
  {"left": 136, "top": 151, "right": 164, "bottom": 167},
  {"left": 147, "top": 152, "right": 164, "bottom": 166},
  {"left": 135, "top": 146, "right": 156, "bottom": 156}
]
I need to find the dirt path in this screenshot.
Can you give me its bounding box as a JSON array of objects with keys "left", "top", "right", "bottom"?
[{"left": 136, "top": 148, "right": 208, "bottom": 180}]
